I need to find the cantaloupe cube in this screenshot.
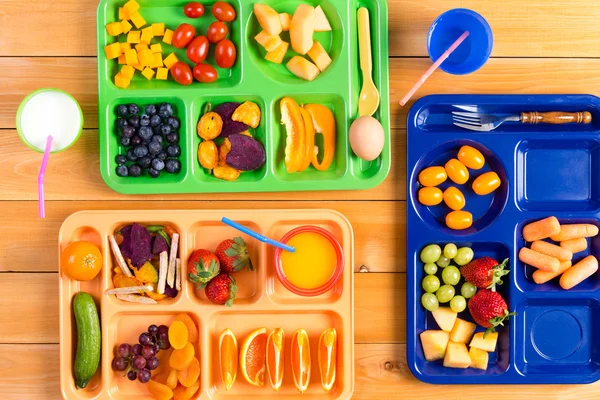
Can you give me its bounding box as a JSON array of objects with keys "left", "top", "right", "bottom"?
[
  {"left": 156, "top": 67, "right": 169, "bottom": 80},
  {"left": 307, "top": 40, "right": 332, "bottom": 72},
  {"left": 140, "top": 27, "right": 153, "bottom": 44},
  {"left": 254, "top": 4, "right": 282, "bottom": 36},
  {"left": 130, "top": 11, "right": 146, "bottom": 29},
  {"left": 138, "top": 49, "right": 154, "bottom": 66},
  {"left": 449, "top": 319, "right": 476, "bottom": 344},
  {"left": 142, "top": 67, "right": 155, "bottom": 80},
  {"left": 443, "top": 342, "right": 471, "bottom": 369},
  {"left": 265, "top": 41, "right": 289, "bottom": 64},
  {"left": 120, "top": 42, "right": 131, "bottom": 53},
  {"left": 121, "top": 65, "right": 135, "bottom": 80},
  {"left": 254, "top": 30, "right": 282, "bottom": 52},
  {"left": 163, "top": 53, "right": 178, "bottom": 69},
  {"left": 118, "top": 54, "right": 127, "bottom": 64},
  {"left": 420, "top": 330, "right": 450, "bottom": 362},
  {"left": 106, "top": 22, "right": 123, "bottom": 36},
  {"left": 125, "top": 49, "right": 139, "bottom": 65},
  {"left": 127, "top": 30, "right": 141, "bottom": 44},
  {"left": 119, "top": 7, "right": 130, "bottom": 21},
  {"left": 314, "top": 6, "right": 332, "bottom": 32},
  {"left": 469, "top": 332, "right": 498, "bottom": 352},
  {"left": 290, "top": 4, "right": 315, "bottom": 55},
  {"left": 132, "top": 64, "right": 144, "bottom": 71},
  {"left": 432, "top": 307, "right": 458, "bottom": 332},
  {"left": 151, "top": 53, "right": 163, "bottom": 68},
  {"left": 163, "top": 29, "right": 174, "bottom": 45},
  {"left": 135, "top": 43, "right": 148, "bottom": 52},
  {"left": 286, "top": 56, "right": 320, "bottom": 81},
  {"left": 469, "top": 347, "right": 488, "bottom": 370},
  {"left": 152, "top": 23, "right": 165, "bottom": 36},
  {"left": 104, "top": 42, "right": 122, "bottom": 60},
  {"left": 120, "top": 20, "right": 133, "bottom": 34},
  {"left": 123, "top": 0, "right": 140, "bottom": 17},
  {"left": 115, "top": 72, "right": 131, "bottom": 89},
  {"left": 279, "top": 13, "right": 291, "bottom": 31},
  {"left": 151, "top": 43, "right": 162, "bottom": 53}
]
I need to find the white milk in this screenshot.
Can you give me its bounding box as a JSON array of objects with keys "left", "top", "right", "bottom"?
[{"left": 19, "top": 90, "right": 82, "bottom": 152}]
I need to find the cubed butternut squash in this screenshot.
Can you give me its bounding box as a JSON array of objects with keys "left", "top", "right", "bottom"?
[
  {"left": 156, "top": 67, "right": 169, "bottom": 80},
  {"left": 135, "top": 43, "right": 148, "bottom": 52},
  {"left": 115, "top": 72, "right": 131, "bottom": 89},
  {"left": 151, "top": 53, "right": 163, "bottom": 68},
  {"left": 163, "top": 29, "right": 174, "bottom": 45},
  {"left": 163, "top": 53, "right": 179, "bottom": 69},
  {"left": 119, "top": 7, "right": 130, "bottom": 21},
  {"left": 130, "top": 11, "right": 146, "bottom": 29},
  {"left": 140, "top": 27, "right": 153, "bottom": 44},
  {"left": 151, "top": 43, "right": 162, "bottom": 53},
  {"left": 120, "top": 42, "right": 131, "bottom": 53},
  {"left": 152, "top": 23, "right": 165, "bottom": 36},
  {"left": 265, "top": 41, "right": 289, "bottom": 64},
  {"left": 104, "top": 42, "right": 122, "bottom": 60},
  {"left": 120, "top": 20, "right": 133, "bottom": 34},
  {"left": 106, "top": 22, "right": 123, "bottom": 36},
  {"left": 123, "top": 0, "right": 140, "bottom": 17},
  {"left": 138, "top": 49, "right": 154, "bottom": 66},
  {"left": 125, "top": 49, "right": 139, "bottom": 65},
  {"left": 118, "top": 54, "right": 127, "bottom": 64},
  {"left": 121, "top": 65, "right": 135, "bottom": 80},
  {"left": 254, "top": 30, "right": 282, "bottom": 52},
  {"left": 142, "top": 67, "right": 155, "bottom": 80},
  {"left": 127, "top": 30, "right": 141, "bottom": 44}
]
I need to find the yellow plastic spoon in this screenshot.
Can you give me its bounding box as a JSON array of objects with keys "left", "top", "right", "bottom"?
[{"left": 357, "top": 7, "right": 380, "bottom": 117}]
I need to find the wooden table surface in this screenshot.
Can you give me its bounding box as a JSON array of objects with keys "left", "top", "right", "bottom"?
[{"left": 1, "top": 0, "right": 600, "bottom": 398}]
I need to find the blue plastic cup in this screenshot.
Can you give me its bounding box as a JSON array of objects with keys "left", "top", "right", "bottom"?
[{"left": 427, "top": 8, "right": 493, "bottom": 75}]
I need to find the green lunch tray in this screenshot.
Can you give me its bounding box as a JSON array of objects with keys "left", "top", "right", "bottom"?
[{"left": 97, "top": 0, "right": 390, "bottom": 194}]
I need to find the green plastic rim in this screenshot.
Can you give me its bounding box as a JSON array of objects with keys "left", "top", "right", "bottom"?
[{"left": 15, "top": 88, "right": 84, "bottom": 154}]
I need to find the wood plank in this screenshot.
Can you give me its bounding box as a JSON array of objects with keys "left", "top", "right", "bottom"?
[{"left": 0, "top": 272, "right": 402, "bottom": 344}]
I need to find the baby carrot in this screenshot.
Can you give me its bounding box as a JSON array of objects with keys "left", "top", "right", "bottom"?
[
  {"left": 550, "top": 224, "right": 599, "bottom": 242},
  {"left": 531, "top": 240, "right": 572, "bottom": 262},
  {"left": 518, "top": 247, "right": 560, "bottom": 272},
  {"left": 560, "top": 238, "right": 588, "bottom": 254},
  {"left": 560, "top": 255, "right": 598, "bottom": 290},
  {"left": 532, "top": 260, "right": 571, "bottom": 285},
  {"left": 523, "top": 217, "right": 561, "bottom": 242}
]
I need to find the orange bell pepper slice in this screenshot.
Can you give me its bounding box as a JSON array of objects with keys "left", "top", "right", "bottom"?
[
  {"left": 280, "top": 97, "right": 306, "bottom": 173},
  {"left": 298, "top": 108, "right": 315, "bottom": 172},
  {"left": 304, "top": 104, "right": 335, "bottom": 171}
]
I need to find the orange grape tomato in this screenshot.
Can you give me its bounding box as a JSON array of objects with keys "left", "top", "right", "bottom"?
[
  {"left": 457, "top": 145, "right": 485, "bottom": 170},
  {"left": 446, "top": 210, "right": 473, "bottom": 230},
  {"left": 472, "top": 171, "right": 501, "bottom": 195},
  {"left": 418, "top": 166, "right": 447, "bottom": 187},
  {"left": 418, "top": 187, "right": 443, "bottom": 206},
  {"left": 444, "top": 158, "right": 469, "bottom": 185},
  {"left": 443, "top": 186, "right": 466, "bottom": 211}
]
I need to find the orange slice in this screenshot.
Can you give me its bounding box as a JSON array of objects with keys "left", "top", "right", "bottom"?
[
  {"left": 266, "top": 328, "right": 285, "bottom": 391},
  {"left": 291, "top": 329, "right": 311, "bottom": 393},
  {"left": 240, "top": 327, "right": 267, "bottom": 387},
  {"left": 318, "top": 328, "right": 337, "bottom": 391},
  {"left": 219, "top": 329, "right": 238, "bottom": 391}
]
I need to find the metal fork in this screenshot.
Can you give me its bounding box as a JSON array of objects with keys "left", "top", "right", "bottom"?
[{"left": 452, "top": 110, "right": 592, "bottom": 131}]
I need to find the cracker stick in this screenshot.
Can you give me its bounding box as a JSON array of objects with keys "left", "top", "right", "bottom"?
[
  {"left": 167, "top": 233, "right": 179, "bottom": 288},
  {"left": 105, "top": 285, "right": 154, "bottom": 295},
  {"left": 109, "top": 235, "right": 133, "bottom": 276},
  {"left": 158, "top": 251, "right": 168, "bottom": 294},
  {"left": 116, "top": 294, "right": 157, "bottom": 304},
  {"left": 175, "top": 258, "right": 182, "bottom": 291}
]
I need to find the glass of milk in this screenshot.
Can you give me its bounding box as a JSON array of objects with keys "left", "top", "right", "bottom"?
[{"left": 16, "top": 88, "right": 83, "bottom": 153}]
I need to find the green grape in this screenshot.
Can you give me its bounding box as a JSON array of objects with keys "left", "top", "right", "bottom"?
[
  {"left": 420, "top": 244, "right": 442, "bottom": 264},
  {"left": 454, "top": 247, "right": 474, "bottom": 266},
  {"left": 450, "top": 295, "right": 467, "bottom": 312},
  {"left": 421, "top": 293, "right": 439, "bottom": 312},
  {"left": 422, "top": 275, "right": 441, "bottom": 293},
  {"left": 436, "top": 255, "right": 451, "bottom": 268},
  {"left": 435, "top": 285, "right": 455, "bottom": 303},
  {"left": 461, "top": 282, "right": 477, "bottom": 299},
  {"left": 424, "top": 263, "right": 438, "bottom": 275},
  {"left": 442, "top": 266, "right": 461, "bottom": 285},
  {"left": 443, "top": 243, "right": 458, "bottom": 259}
]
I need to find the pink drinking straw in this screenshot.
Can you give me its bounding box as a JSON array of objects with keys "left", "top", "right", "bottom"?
[
  {"left": 399, "top": 31, "right": 470, "bottom": 106},
  {"left": 38, "top": 135, "right": 53, "bottom": 218}
]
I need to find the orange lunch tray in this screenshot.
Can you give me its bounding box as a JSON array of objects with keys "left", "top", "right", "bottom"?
[{"left": 59, "top": 209, "right": 354, "bottom": 400}]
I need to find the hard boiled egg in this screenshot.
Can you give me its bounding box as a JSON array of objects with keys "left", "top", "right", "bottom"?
[{"left": 349, "top": 116, "right": 384, "bottom": 161}]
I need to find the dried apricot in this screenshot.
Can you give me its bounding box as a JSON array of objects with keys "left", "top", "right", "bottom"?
[
  {"left": 113, "top": 274, "right": 143, "bottom": 288},
  {"left": 173, "top": 380, "right": 200, "bottom": 400},
  {"left": 218, "top": 139, "right": 232, "bottom": 167},
  {"left": 174, "top": 313, "right": 199, "bottom": 343},
  {"left": 178, "top": 356, "right": 200, "bottom": 387},
  {"left": 232, "top": 101, "right": 261, "bottom": 128},
  {"left": 166, "top": 368, "right": 179, "bottom": 390},
  {"left": 197, "top": 112, "right": 223, "bottom": 140},
  {"left": 213, "top": 165, "right": 240, "bottom": 182},
  {"left": 169, "top": 321, "right": 189, "bottom": 350},
  {"left": 147, "top": 380, "right": 173, "bottom": 400},
  {"left": 198, "top": 141, "right": 218, "bottom": 169},
  {"left": 170, "top": 342, "right": 195, "bottom": 370}
]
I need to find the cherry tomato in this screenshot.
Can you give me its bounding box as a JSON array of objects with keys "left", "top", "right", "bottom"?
[
  {"left": 418, "top": 166, "right": 447, "bottom": 187},
  {"left": 193, "top": 63, "right": 218, "bottom": 83},
  {"left": 458, "top": 145, "right": 485, "bottom": 170},
  {"left": 215, "top": 39, "right": 237, "bottom": 68},
  {"left": 472, "top": 171, "right": 501, "bottom": 195},
  {"left": 444, "top": 158, "right": 469, "bottom": 185},
  {"left": 207, "top": 21, "right": 229, "bottom": 44},
  {"left": 446, "top": 210, "right": 473, "bottom": 230},
  {"left": 170, "top": 62, "right": 193, "bottom": 85},
  {"left": 186, "top": 36, "right": 210, "bottom": 64},
  {"left": 173, "top": 23, "right": 196, "bottom": 49},
  {"left": 184, "top": 2, "right": 205, "bottom": 18},
  {"left": 212, "top": 1, "right": 236, "bottom": 22},
  {"left": 418, "top": 187, "right": 443, "bottom": 206},
  {"left": 443, "top": 186, "right": 466, "bottom": 211}
]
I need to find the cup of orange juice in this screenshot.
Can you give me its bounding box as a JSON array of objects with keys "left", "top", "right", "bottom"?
[{"left": 274, "top": 226, "right": 344, "bottom": 296}]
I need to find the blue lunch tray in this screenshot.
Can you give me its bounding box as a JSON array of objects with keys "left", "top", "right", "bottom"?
[{"left": 406, "top": 94, "right": 600, "bottom": 384}]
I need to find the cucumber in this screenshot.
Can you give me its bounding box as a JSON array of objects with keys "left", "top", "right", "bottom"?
[{"left": 73, "top": 292, "right": 101, "bottom": 389}]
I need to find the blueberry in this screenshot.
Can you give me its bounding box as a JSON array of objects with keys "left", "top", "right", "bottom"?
[
  {"left": 140, "top": 114, "right": 150, "bottom": 127},
  {"left": 131, "top": 136, "right": 142, "bottom": 146},
  {"left": 138, "top": 126, "right": 154, "bottom": 140},
  {"left": 116, "top": 165, "right": 129, "bottom": 177},
  {"left": 118, "top": 104, "right": 129, "bottom": 117},
  {"left": 128, "top": 115, "right": 140, "bottom": 128},
  {"left": 145, "top": 104, "right": 157, "bottom": 116},
  {"left": 126, "top": 149, "right": 138, "bottom": 161},
  {"left": 129, "top": 164, "right": 142, "bottom": 177},
  {"left": 165, "top": 159, "right": 181, "bottom": 174},
  {"left": 166, "top": 133, "right": 179, "bottom": 144},
  {"left": 157, "top": 152, "right": 168, "bottom": 161},
  {"left": 120, "top": 136, "right": 131, "bottom": 147},
  {"left": 151, "top": 158, "right": 165, "bottom": 171},
  {"left": 121, "top": 125, "right": 135, "bottom": 138},
  {"left": 115, "top": 154, "right": 127, "bottom": 165},
  {"left": 158, "top": 103, "right": 174, "bottom": 118},
  {"left": 150, "top": 115, "right": 162, "bottom": 127},
  {"left": 128, "top": 104, "right": 139, "bottom": 115},
  {"left": 167, "top": 116, "right": 180, "bottom": 129},
  {"left": 148, "top": 141, "right": 162, "bottom": 155},
  {"left": 166, "top": 145, "right": 181, "bottom": 157},
  {"left": 116, "top": 118, "right": 128, "bottom": 129},
  {"left": 138, "top": 156, "right": 152, "bottom": 169},
  {"left": 152, "top": 135, "right": 163, "bottom": 144},
  {"left": 148, "top": 168, "right": 161, "bottom": 178},
  {"left": 160, "top": 124, "right": 172, "bottom": 135},
  {"left": 133, "top": 144, "right": 149, "bottom": 158}
]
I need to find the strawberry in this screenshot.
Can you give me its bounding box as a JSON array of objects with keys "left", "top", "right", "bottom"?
[
  {"left": 187, "top": 249, "right": 220, "bottom": 289},
  {"left": 205, "top": 272, "right": 237, "bottom": 306},
  {"left": 215, "top": 237, "right": 254, "bottom": 274},
  {"left": 460, "top": 257, "right": 509, "bottom": 290},
  {"left": 468, "top": 289, "right": 516, "bottom": 336}
]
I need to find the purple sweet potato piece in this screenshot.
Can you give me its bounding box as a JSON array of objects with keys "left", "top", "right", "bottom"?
[
  {"left": 214, "top": 102, "right": 248, "bottom": 137},
  {"left": 118, "top": 224, "right": 134, "bottom": 260},
  {"left": 128, "top": 223, "right": 153, "bottom": 269},
  {"left": 152, "top": 235, "right": 168, "bottom": 255},
  {"left": 165, "top": 284, "right": 178, "bottom": 298},
  {"left": 225, "top": 134, "right": 266, "bottom": 171}
]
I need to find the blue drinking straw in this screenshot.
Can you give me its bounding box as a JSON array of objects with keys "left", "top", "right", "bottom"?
[{"left": 221, "top": 217, "right": 295, "bottom": 253}]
